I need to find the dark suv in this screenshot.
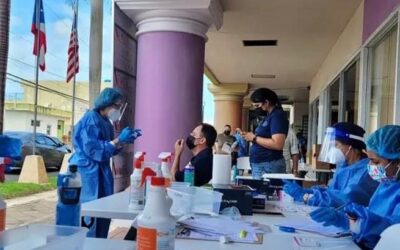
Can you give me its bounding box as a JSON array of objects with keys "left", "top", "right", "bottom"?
[{"left": 4, "top": 131, "right": 71, "bottom": 171}]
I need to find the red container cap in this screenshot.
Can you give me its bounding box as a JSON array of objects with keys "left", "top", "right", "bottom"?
[
  {"left": 151, "top": 177, "right": 165, "bottom": 186},
  {"left": 134, "top": 160, "right": 142, "bottom": 169}
]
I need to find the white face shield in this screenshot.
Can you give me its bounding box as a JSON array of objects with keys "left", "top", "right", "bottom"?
[{"left": 318, "top": 127, "right": 365, "bottom": 165}]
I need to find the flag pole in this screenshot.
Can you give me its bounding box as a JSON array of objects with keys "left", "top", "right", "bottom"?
[
  {"left": 33, "top": 0, "right": 40, "bottom": 155},
  {"left": 71, "top": 0, "right": 78, "bottom": 150}
]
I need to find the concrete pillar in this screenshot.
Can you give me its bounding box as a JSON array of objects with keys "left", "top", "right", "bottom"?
[
  {"left": 208, "top": 83, "right": 248, "bottom": 132},
  {"left": 118, "top": 0, "right": 223, "bottom": 161}
]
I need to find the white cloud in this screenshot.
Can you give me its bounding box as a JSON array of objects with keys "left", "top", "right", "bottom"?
[
  {"left": 10, "top": 15, "right": 21, "bottom": 28},
  {"left": 53, "top": 19, "right": 72, "bottom": 39}
]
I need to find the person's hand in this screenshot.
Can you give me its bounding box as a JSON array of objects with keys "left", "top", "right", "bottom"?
[
  {"left": 242, "top": 132, "right": 256, "bottom": 142},
  {"left": 310, "top": 207, "right": 349, "bottom": 229},
  {"left": 283, "top": 180, "right": 305, "bottom": 202},
  {"left": 118, "top": 127, "right": 141, "bottom": 144},
  {"left": 175, "top": 139, "right": 184, "bottom": 156}
]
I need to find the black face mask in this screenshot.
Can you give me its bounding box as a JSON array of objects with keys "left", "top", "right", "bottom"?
[
  {"left": 186, "top": 135, "right": 196, "bottom": 150},
  {"left": 224, "top": 130, "right": 231, "bottom": 136}
]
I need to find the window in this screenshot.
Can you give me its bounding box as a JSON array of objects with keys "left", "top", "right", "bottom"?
[
  {"left": 31, "top": 120, "right": 40, "bottom": 127},
  {"left": 46, "top": 125, "right": 51, "bottom": 135},
  {"left": 328, "top": 78, "right": 340, "bottom": 125},
  {"left": 43, "top": 136, "right": 57, "bottom": 147},
  {"left": 343, "top": 60, "right": 360, "bottom": 123},
  {"left": 35, "top": 136, "right": 46, "bottom": 145},
  {"left": 368, "top": 26, "right": 397, "bottom": 133}
]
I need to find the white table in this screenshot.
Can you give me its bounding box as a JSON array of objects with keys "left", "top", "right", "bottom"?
[
  {"left": 84, "top": 238, "right": 134, "bottom": 250},
  {"left": 81, "top": 191, "right": 137, "bottom": 220},
  {"left": 81, "top": 192, "right": 360, "bottom": 250}
]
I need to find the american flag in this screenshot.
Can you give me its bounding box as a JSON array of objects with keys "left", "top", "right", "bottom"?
[
  {"left": 31, "top": 0, "right": 46, "bottom": 71},
  {"left": 67, "top": 5, "right": 79, "bottom": 83}
]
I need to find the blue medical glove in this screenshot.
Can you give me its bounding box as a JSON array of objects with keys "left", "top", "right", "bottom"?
[
  {"left": 118, "top": 127, "right": 141, "bottom": 144},
  {"left": 310, "top": 207, "right": 349, "bottom": 229},
  {"left": 283, "top": 180, "right": 305, "bottom": 202},
  {"left": 344, "top": 203, "right": 367, "bottom": 220}
]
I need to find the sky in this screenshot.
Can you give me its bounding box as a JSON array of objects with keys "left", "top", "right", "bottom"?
[{"left": 6, "top": 0, "right": 214, "bottom": 124}]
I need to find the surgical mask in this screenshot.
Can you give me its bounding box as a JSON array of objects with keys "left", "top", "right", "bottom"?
[
  {"left": 368, "top": 162, "right": 400, "bottom": 182},
  {"left": 107, "top": 108, "right": 121, "bottom": 122},
  {"left": 186, "top": 135, "right": 196, "bottom": 150},
  {"left": 328, "top": 147, "right": 346, "bottom": 166}
]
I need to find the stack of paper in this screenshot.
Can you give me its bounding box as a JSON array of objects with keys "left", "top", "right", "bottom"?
[{"left": 177, "top": 216, "right": 267, "bottom": 244}]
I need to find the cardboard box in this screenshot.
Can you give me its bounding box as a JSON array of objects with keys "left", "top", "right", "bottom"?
[
  {"left": 213, "top": 184, "right": 253, "bottom": 215},
  {"left": 311, "top": 144, "right": 331, "bottom": 170}
]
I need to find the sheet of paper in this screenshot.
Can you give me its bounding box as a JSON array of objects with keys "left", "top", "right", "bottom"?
[
  {"left": 293, "top": 236, "right": 357, "bottom": 250},
  {"left": 276, "top": 217, "right": 350, "bottom": 237},
  {"left": 177, "top": 216, "right": 267, "bottom": 244}
]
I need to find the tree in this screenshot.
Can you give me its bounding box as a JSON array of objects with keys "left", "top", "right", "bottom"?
[
  {"left": 0, "top": 0, "right": 10, "bottom": 133},
  {"left": 89, "top": 0, "right": 103, "bottom": 108}
]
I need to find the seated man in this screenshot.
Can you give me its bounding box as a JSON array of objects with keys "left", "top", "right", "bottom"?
[{"left": 171, "top": 123, "right": 217, "bottom": 187}]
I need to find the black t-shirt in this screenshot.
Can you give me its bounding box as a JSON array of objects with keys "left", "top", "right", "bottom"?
[{"left": 175, "top": 148, "right": 213, "bottom": 187}]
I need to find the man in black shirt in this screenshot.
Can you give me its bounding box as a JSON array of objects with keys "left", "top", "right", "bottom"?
[{"left": 171, "top": 123, "right": 217, "bottom": 186}]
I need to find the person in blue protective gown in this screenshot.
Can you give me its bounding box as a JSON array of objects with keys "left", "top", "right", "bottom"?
[
  {"left": 310, "top": 125, "right": 400, "bottom": 250},
  {"left": 69, "top": 87, "right": 142, "bottom": 238},
  {"left": 283, "top": 122, "right": 378, "bottom": 207}
]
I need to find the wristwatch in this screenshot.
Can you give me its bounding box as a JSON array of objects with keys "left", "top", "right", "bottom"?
[{"left": 252, "top": 135, "right": 258, "bottom": 143}]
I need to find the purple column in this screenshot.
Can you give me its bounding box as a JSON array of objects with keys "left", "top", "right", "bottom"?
[
  {"left": 134, "top": 31, "right": 205, "bottom": 163},
  {"left": 363, "top": 0, "right": 400, "bottom": 42}
]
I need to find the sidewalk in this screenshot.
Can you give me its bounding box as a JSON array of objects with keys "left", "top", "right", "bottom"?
[{"left": 5, "top": 190, "right": 57, "bottom": 229}]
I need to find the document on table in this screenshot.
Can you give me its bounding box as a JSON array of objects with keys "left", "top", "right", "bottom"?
[
  {"left": 177, "top": 216, "right": 267, "bottom": 244},
  {"left": 276, "top": 217, "right": 351, "bottom": 237},
  {"left": 293, "top": 236, "right": 358, "bottom": 250}
]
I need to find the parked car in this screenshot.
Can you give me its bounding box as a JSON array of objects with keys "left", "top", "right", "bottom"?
[{"left": 3, "top": 131, "right": 71, "bottom": 171}]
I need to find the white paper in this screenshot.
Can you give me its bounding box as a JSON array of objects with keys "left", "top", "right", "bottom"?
[
  {"left": 178, "top": 217, "right": 266, "bottom": 244},
  {"left": 293, "top": 236, "right": 357, "bottom": 250},
  {"left": 276, "top": 217, "right": 350, "bottom": 237},
  {"left": 262, "top": 173, "right": 305, "bottom": 180},
  {"left": 212, "top": 154, "right": 231, "bottom": 185},
  {"left": 237, "top": 157, "right": 251, "bottom": 170}
]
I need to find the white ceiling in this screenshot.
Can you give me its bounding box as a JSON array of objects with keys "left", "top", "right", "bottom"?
[{"left": 205, "top": 0, "right": 362, "bottom": 102}]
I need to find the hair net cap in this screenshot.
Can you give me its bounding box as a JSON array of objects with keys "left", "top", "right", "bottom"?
[
  {"left": 332, "top": 122, "right": 366, "bottom": 150},
  {"left": 366, "top": 125, "right": 400, "bottom": 160},
  {"left": 94, "top": 88, "right": 123, "bottom": 110}
]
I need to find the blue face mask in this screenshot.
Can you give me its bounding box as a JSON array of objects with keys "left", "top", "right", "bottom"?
[{"left": 367, "top": 162, "right": 400, "bottom": 182}]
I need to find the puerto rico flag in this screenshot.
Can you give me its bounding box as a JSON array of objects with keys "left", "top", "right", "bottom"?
[{"left": 31, "top": 0, "right": 46, "bottom": 71}]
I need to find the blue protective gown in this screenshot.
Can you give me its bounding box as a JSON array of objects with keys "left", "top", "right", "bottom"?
[
  {"left": 308, "top": 158, "right": 378, "bottom": 207},
  {"left": 347, "top": 181, "right": 400, "bottom": 249},
  {"left": 69, "top": 110, "right": 117, "bottom": 238}
]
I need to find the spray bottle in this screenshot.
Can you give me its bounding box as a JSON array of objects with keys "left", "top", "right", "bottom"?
[
  {"left": 136, "top": 177, "right": 175, "bottom": 250},
  {"left": 129, "top": 159, "right": 145, "bottom": 211},
  {"left": 0, "top": 195, "right": 5, "bottom": 231},
  {"left": 158, "top": 152, "right": 173, "bottom": 179}
]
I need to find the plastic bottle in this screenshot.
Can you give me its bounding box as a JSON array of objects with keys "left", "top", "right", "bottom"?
[
  {"left": 0, "top": 195, "right": 6, "bottom": 231},
  {"left": 129, "top": 160, "right": 145, "bottom": 211},
  {"left": 231, "top": 164, "right": 238, "bottom": 183},
  {"left": 158, "top": 152, "right": 173, "bottom": 179},
  {"left": 137, "top": 177, "right": 175, "bottom": 250},
  {"left": 56, "top": 165, "right": 81, "bottom": 226},
  {"left": 161, "top": 159, "right": 172, "bottom": 179},
  {"left": 184, "top": 162, "right": 195, "bottom": 186}
]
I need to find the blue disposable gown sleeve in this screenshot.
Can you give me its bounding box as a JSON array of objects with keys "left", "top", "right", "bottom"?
[
  {"left": 309, "top": 184, "right": 372, "bottom": 207},
  {"left": 80, "top": 123, "right": 116, "bottom": 162},
  {"left": 346, "top": 203, "right": 400, "bottom": 249}
]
